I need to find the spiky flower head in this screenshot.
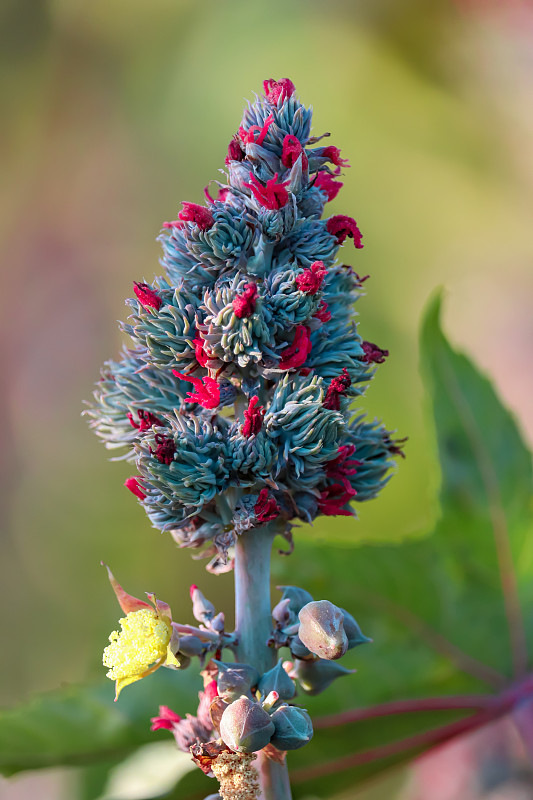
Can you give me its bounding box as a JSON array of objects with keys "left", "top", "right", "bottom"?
[{"left": 87, "top": 79, "right": 403, "bottom": 569}]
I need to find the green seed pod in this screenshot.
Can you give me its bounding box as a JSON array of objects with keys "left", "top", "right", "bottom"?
[
  {"left": 270, "top": 704, "right": 314, "bottom": 750},
  {"left": 176, "top": 634, "right": 204, "bottom": 658},
  {"left": 214, "top": 660, "right": 260, "bottom": 702},
  {"left": 257, "top": 659, "right": 296, "bottom": 701},
  {"left": 298, "top": 600, "right": 348, "bottom": 660},
  {"left": 294, "top": 658, "right": 355, "bottom": 695},
  {"left": 219, "top": 696, "right": 275, "bottom": 753},
  {"left": 340, "top": 608, "right": 372, "bottom": 649}
]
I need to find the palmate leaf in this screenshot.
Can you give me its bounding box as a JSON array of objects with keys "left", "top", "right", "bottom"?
[{"left": 1, "top": 293, "right": 532, "bottom": 800}]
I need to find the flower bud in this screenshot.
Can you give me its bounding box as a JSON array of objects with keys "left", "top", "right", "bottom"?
[
  {"left": 258, "top": 659, "right": 296, "bottom": 702},
  {"left": 298, "top": 600, "right": 348, "bottom": 660},
  {"left": 272, "top": 598, "right": 293, "bottom": 627},
  {"left": 177, "top": 635, "right": 204, "bottom": 658},
  {"left": 276, "top": 585, "right": 314, "bottom": 617},
  {"left": 289, "top": 635, "right": 312, "bottom": 660},
  {"left": 210, "top": 612, "right": 225, "bottom": 633},
  {"left": 190, "top": 585, "right": 215, "bottom": 624},
  {"left": 219, "top": 696, "right": 275, "bottom": 753},
  {"left": 270, "top": 704, "right": 313, "bottom": 750},
  {"left": 294, "top": 658, "right": 355, "bottom": 696},
  {"left": 214, "top": 660, "right": 260, "bottom": 702},
  {"left": 340, "top": 608, "right": 372, "bottom": 649}
]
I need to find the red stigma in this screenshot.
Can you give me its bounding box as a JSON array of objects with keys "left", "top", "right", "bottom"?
[
  {"left": 279, "top": 325, "right": 312, "bottom": 370},
  {"left": 125, "top": 476, "right": 146, "bottom": 501},
  {"left": 323, "top": 368, "right": 351, "bottom": 410},
  {"left": 362, "top": 341, "right": 389, "bottom": 364},
  {"left": 320, "top": 146, "right": 350, "bottom": 168},
  {"left": 327, "top": 215, "right": 363, "bottom": 248},
  {"left": 245, "top": 172, "right": 290, "bottom": 210},
  {"left": 127, "top": 409, "right": 163, "bottom": 432},
  {"left": 225, "top": 136, "right": 245, "bottom": 165},
  {"left": 242, "top": 395, "right": 265, "bottom": 438},
  {"left": 150, "top": 433, "right": 176, "bottom": 465},
  {"left": 314, "top": 171, "right": 343, "bottom": 202},
  {"left": 150, "top": 706, "right": 182, "bottom": 732},
  {"left": 189, "top": 584, "right": 198, "bottom": 598},
  {"left": 133, "top": 282, "right": 162, "bottom": 311},
  {"left": 314, "top": 301, "right": 332, "bottom": 323},
  {"left": 263, "top": 78, "right": 296, "bottom": 104},
  {"left": 325, "top": 445, "right": 361, "bottom": 491},
  {"left": 254, "top": 488, "right": 280, "bottom": 523},
  {"left": 232, "top": 283, "right": 258, "bottom": 318},
  {"left": 239, "top": 114, "right": 274, "bottom": 147},
  {"left": 296, "top": 261, "right": 327, "bottom": 294},
  {"left": 318, "top": 482, "right": 356, "bottom": 516},
  {"left": 281, "top": 135, "right": 308, "bottom": 170},
  {"left": 193, "top": 331, "right": 210, "bottom": 368},
  {"left": 204, "top": 680, "right": 219, "bottom": 704},
  {"left": 178, "top": 202, "right": 214, "bottom": 232},
  {"left": 173, "top": 371, "right": 221, "bottom": 410}
]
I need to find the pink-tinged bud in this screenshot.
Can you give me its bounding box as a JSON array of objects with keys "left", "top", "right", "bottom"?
[
  {"left": 150, "top": 705, "right": 182, "bottom": 732},
  {"left": 272, "top": 597, "right": 292, "bottom": 627},
  {"left": 318, "top": 482, "right": 356, "bottom": 516},
  {"left": 281, "top": 134, "right": 308, "bottom": 170},
  {"left": 361, "top": 340, "right": 389, "bottom": 364},
  {"left": 323, "top": 368, "right": 351, "bottom": 410},
  {"left": 320, "top": 146, "right": 350, "bottom": 167},
  {"left": 190, "top": 585, "right": 215, "bottom": 623},
  {"left": 172, "top": 371, "right": 221, "bottom": 409},
  {"left": 219, "top": 696, "right": 275, "bottom": 753},
  {"left": 193, "top": 332, "right": 210, "bottom": 368},
  {"left": 298, "top": 600, "right": 349, "bottom": 660},
  {"left": 239, "top": 114, "right": 274, "bottom": 146},
  {"left": 242, "top": 395, "right": 265, "bottom": 438},
  {"left": 149, "top": 433, "right": 176, "bottom": 465},
  {"left": 232, "top": 283, "right": 258, "bottom": 318},
  {"left": 263, "top": 78, "right": 296, "bottom": 104},
  {"left": 279, "top": 325, "right": 312, "bottom": 370},
  {"left": 296, "top": 261, "right": 327, "bottom": 295},
  {"left": 225, "top": 135, "right": 245, "bottom": 165},
  {"left": 127, "top": 409, "right": 163, "bottom": 431},
  {"left": 314, "top": 171, "right": 343, "bottom": 202},
  {"left": 254, "top": 488, "right": 280, "bottom": 523},
  {"left": 133, "top": 282, "right": 162, "bottom": 311},
  {"left": 327, "top": 215, "right": 363, "bottom": 248},
  {"left": 205, "top": 680, "right": 219, "bottom": 705},
  {"left": 314, "top": 301, "right": 331, "bottom": 323},
  {"left": 245, "top": 172, "right": 290, "bottom": 210},
  {"left": 124, "top": 476, "right": 146, "bottom": 501},
  {"left": 178, "top": 202, "right": 214, "bottom": 232}
]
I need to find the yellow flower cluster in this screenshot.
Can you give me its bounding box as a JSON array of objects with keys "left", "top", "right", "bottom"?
[{"left": 103, "top": 608, "right": 171, "bottom": 684}]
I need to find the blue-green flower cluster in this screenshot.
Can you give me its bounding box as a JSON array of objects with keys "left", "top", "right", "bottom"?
[{"left": 87, "top": 79, "right": 402, "bottom": 569}]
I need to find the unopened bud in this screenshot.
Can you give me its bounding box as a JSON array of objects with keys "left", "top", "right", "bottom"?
[
  {"left": 277, "top": 585, "right": 314, "bottom": 617},
  {"left": 219, "top": 696, "right": 275, "bottom": 753},
  {"left": 272, "top": 598, "right": 293, "bottom": 627},
  {"left": 210, "top": 612, "right": 225, "bottom": 633},
  {"left": 270, "top": 704, "right": 313, "bottom": 750},
  {"left": 190, "top": 585, "right": 215, "bottom": 623},
  {"left": 340, "top": 608, "right": 372, "bottom": 648},
  {"left": 289, "top": 635, "right": 312, "bottom": 660},
  {"left": 177, "top": 635, "right": 204, "bottom": 658},
  {"left": 298, "top": 600, "right": 348, "bottom": 660},
  {"left": 294, "top": 658, "right": 355, "bottom": 696},
  {"left": 258, "top": 659, "right": 296, "bottom": 701},
  {"left": 214, "top": 660, "right": 260, "bottom": 702}
]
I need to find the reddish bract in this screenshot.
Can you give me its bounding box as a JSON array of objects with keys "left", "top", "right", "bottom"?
[{"left": 150, "top": 705, "right": 182, "bottom": 732}]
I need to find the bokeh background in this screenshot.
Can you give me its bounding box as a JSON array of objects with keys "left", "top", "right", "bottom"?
[{"left": 1, "top": 0, "right": 533, "bottom": 798}]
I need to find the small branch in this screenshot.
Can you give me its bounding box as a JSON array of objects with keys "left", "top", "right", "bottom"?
[{"left": 313, "top": 694, "right": 498, "bottom": 729}]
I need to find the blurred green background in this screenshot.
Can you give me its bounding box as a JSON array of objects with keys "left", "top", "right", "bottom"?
[{"left": 1, "top": 0, "right": 533, "bottom": 797}]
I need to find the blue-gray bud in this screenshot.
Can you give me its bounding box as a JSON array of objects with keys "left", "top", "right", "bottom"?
[
  {"left": 294, "top": 658, "right": 355, "bottom": 695},
  {"left": 214, "top": 660, "right": 260, "bottom": 702},
  {"left": 257, "top": 659, "right": 296, "bottom": 702},
  {"left": 270, "top": 704, "right": 314, "bottom": 750},
  {"left": 176, "top": 635, "right": 204, "bottom": 658},
  {"left": 340, "top": 608, "right": 372, "bottom": 649},
  {"left": 219, "top": 696, "right": 275, "bottom": 753},
  {"left": 289, "top": 635, "right": 312, "bottom": 660},
  {"left": 276, "top": 585, "right": 314, "bottom": 617},
  {"left": 298, "top": 600, "right": 348, "bottom": 660}
]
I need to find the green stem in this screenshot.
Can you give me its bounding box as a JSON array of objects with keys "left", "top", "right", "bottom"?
[{"left": 234, "top": 525, "right": 292, "bottom": 800}]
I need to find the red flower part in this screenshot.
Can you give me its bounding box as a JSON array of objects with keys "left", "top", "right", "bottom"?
[
  {"left": 320, "top": 146, "right": 350, "bottom": 167},
  {"left": 204, "top": 680, "right": 219, "bottom": 704},
  {"left": 124, "top": 476, "right": 146, "bottom": 501},
  {"left": 172, "top": 371, "right": 221, "bottom": 409},
  {"left": 361, "top": 341, "right": 389, "bottom": 364},
  {"left": 263, "top": 78, "right": 296, "bottom": 104},
  {"left": 245, "top": 172, "right": 289, "bottom": 210},
  {"left": 203, "top": 186, "right": 215, "bottom": 204},
  {"left": 254, "top": 488, "right": 280, "bottom": 523},
  {"left": 314, "top": 300, "right": 332, "bottom": 323},
  {"left": 314, "top": 171, "right": 343, "bottom": 202},
  {"left": 279, "top": 325, "right": 312, "bottom": 370},
  {"left": 242, "top": 395, "right": 265, "bottom": 437},
  {"left": 327, "top": 215, "right": 363, "bottom": 248},
  {"left": 225, "top": 136, "right": 245, "bottom": 165},
  {"left": 189, "top": 584, "right": 198, "bottom": 598},
  {"left": 323, "top": 368, "right": 352, "bottom": 410},
  {"left": 354, "top": 272, "right": 370, "bottom": 285},
  {"left": 325, "top": 445, "right": 362, "bottom": 492},
  {"left": 318, "top": 482, "right": 356, "bottom": 516},
  {"left": 162, "top": 220, "right": 178, "bottom": 230},
  {"left": 178, "top": 202, "right": 214, "bottom": 232},
  {"left": 232, "top": 283, "right": 258, "bottom": 318},
  {"left": 127, "top": 409, "right": 163, "bottom": 432},
  {"left": 296, "top": 261, "right": 327, "bottom": 294},
  {"left": 217, "top": 187, "right": 231, "bottom": 202},
  {"left": 299, "top": 367, "right": 312, "bottom": 377},
  {"left": 281, "top": 134, "right": 308, "bottom": 170},
  {"left": 150, "top": 705, "right": 182, "bottom": 732},
  {"left": 193, "top": 331, "right": 209, "bottom": 368},
  {"left": 133, "top": 282, "right": 162, "bottom": 311},
  {"left": 150, "top": 433, "right": 176, "bottom": 465},
  {"left": 239, "top": 113, "right": 274, "bottom": 146}
]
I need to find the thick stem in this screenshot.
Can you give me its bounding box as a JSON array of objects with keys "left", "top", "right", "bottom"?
[{"left": 234, "top": 525, "right": 292, "bottom": 800}]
